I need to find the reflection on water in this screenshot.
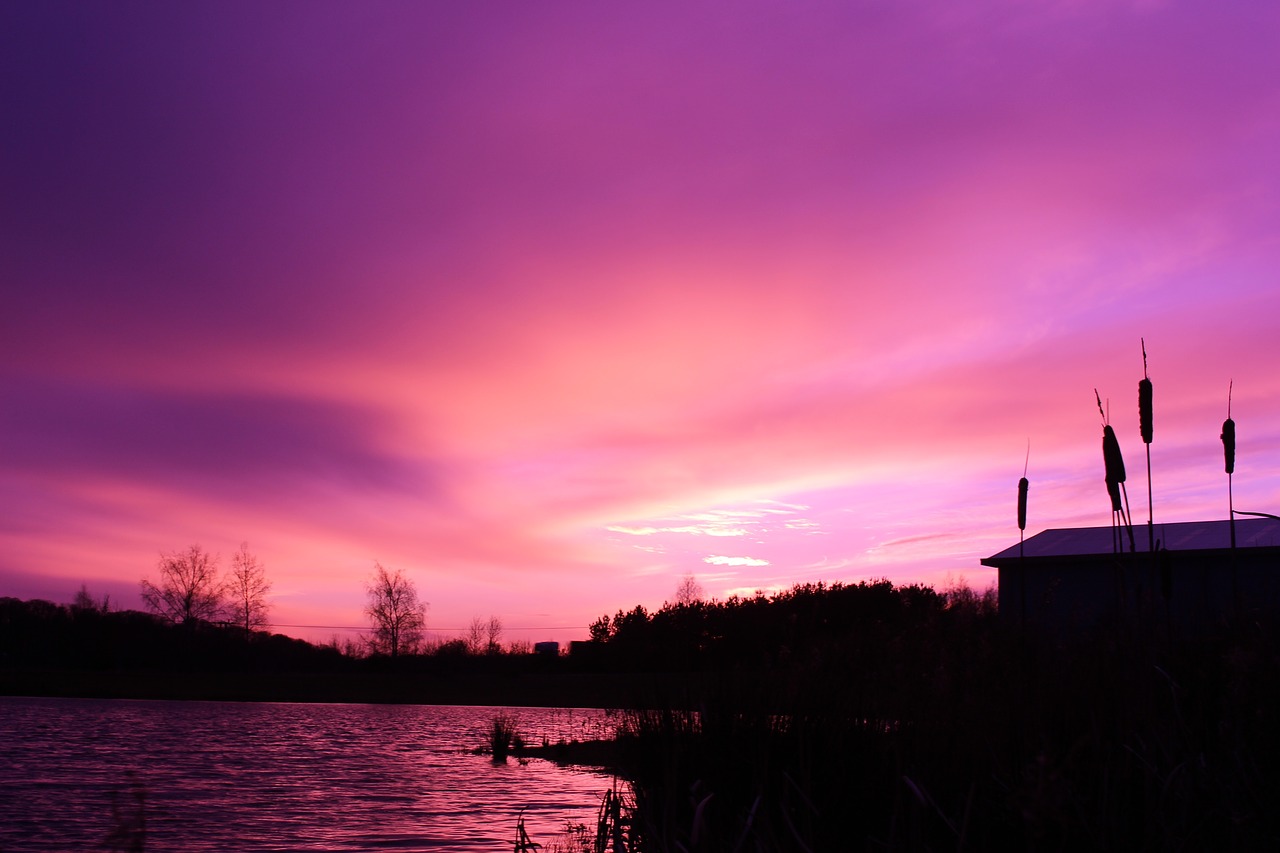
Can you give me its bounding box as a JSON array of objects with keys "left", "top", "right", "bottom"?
[{"left": 0, "top": 696, "right": 620, "bottom": 852}]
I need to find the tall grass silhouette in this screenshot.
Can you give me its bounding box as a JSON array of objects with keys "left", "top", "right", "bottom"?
[{"left": 538, "top": 583, "right": 1279, "bottom": 850}]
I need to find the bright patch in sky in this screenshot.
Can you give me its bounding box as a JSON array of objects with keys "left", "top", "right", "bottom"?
[{"left": 704, "top": 556, "right": 771, "bottom": 567}]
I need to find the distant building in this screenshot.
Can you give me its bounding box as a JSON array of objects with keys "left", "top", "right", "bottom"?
[
  {"left": 982, "top": 518, "right": 1280, "bottom": 630},
  {"left": 533, "top": 641, "right": 560, "bottom": 656}
]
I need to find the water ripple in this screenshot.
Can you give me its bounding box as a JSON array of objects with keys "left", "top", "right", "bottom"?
[{"left": 0, "top": 697, "right": 619, "bottom": 851}]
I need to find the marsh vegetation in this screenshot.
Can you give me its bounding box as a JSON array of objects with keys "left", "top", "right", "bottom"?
[{"left": 539, "top": 581, "right": 1280, "bottom": 850}]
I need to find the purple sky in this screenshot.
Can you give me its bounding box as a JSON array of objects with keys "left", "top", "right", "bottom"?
[{"left": 4, "top": 1, "right": 1279, "bottom": 645}]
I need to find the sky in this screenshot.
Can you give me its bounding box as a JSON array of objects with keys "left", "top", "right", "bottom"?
[{"left": 4, "top": 0, "right": 1279, "bottom": 646}]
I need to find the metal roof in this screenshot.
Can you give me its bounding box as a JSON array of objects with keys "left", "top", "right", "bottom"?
[{"left": 982, "top": 517, "right": 1280, "bottom": 565}]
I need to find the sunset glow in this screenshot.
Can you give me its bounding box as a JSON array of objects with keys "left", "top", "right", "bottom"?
[{"left": 4, "top": 1, "right": 1279, "bottom": 645}]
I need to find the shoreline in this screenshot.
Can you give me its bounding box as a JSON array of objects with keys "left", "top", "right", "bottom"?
[{"left": 513, "top": 737, "right": 626, "bottom": 774}]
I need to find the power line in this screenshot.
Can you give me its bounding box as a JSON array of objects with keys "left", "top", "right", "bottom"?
[
  {"left": 432, "top": 626, "right": 590, "bottom": 631},
  {"left": 267, "top": 624, "right": 374, "bottom": 631}
]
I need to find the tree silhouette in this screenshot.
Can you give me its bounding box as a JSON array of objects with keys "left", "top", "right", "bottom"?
[
  {"left": 674, "top": 573, "right": 704, "bottom": 605},
  {"left": 72, "top": 583, "right": 110, "bottom": 613},
  {"left": 140, "top": 545, "right": 224, "bottom": 624},
  {"left": 226, "top": 542, "right": 272, "bottom": 635},
  {"left": 588, "top": 613, "right": 611, "bottom": 642},
  {"left": 486, "top": 615, "right": 503, "bottom": 654},
  {"left": 467, "top": 616, "right": 487, "bottom": 655},
  {"left": 364, "top": 562, "right": 426, "bottom": 657},
  {"left": 465, "top": 616, "right": 503, "bottom": 654}
]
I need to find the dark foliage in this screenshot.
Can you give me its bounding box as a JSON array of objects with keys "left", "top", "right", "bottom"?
[
  {"left": 602, "top": 589, "right": 1280, "bottom": 851},
  {"left": 588, "top": 580, "right": 946, "bottom": 673},
  {"left": 0, "top": 597, "right": 346, "bottom": 673}
]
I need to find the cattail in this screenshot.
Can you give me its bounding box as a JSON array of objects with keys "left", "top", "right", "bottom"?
[
  {"left": 1103, "top": 424, "right": 1126, "bottom": 484},
  {"left": 1095, "top": 389, "right": 1126, "bottom": 484},
  {"left": 1097, "top": 389, "right": 1135, "bottom": 551},
  {"left": 1222, "top": 419, "right": 1236, "bottom": 474},
  {"left": 1223, "top": 417, "right": 1233, "bottom": 471},
  {"left": 1138, "top": 387, "right": 1152, "bottom": 446},
  {"left": 1224, "top": 382, "right": 1238, "bottom": 550},
  {"left": 1106, "top": 477, "right": 1123, "bottom": 512},
  {"left": 1222, "top": 380, "right": 1236, "bottom": 474},
  {"left": 1139, "top": 338, "right": 1153, "bottom": 444},
  {"left": 1139, "top": 339, "right": 1154, "bottom": 552},
  {"left": 1017, "top": 440, "right": 1030, "bottom": 532},
  {"left": 1139, "top": 378, "right": 1153, "bottom": 443},
  {"left": 1017, "top": 476, "right": 1028, "bottom": 531}
]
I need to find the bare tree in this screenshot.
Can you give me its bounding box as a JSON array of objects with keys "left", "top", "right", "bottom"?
[
  {"left": 72, "top": 583, "right": 109, "bottom": 613},
  {"left": 325, "top": 633, "right": 367, "bottom": 659},
  {"left": 72, "top": 583, "right": 95, "bottom": 611},
  {"left": 365, "top": 562, "right": 427, "bottom": 657},
  {"left": 140, "top": 545, "right": 224, "bottom": 624},
  {"left": 467, "top": 615, "right": 504, "bottom": 654},
  {"left": 467, "top": 616, "right": 486, "bottom": 655},
  {"left": 674, "top": 573, "right": 704, "bottom": 605},
  {"left": 486, "top": 615, "right": 503, "bottom": 655},
  {"left": 226, "top": 542, "right": 272, "bottom": 635}
]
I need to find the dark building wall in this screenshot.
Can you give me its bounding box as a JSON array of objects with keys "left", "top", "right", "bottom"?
[{"left": 997, "top": 549, "right": 1280, "bottom": 632}]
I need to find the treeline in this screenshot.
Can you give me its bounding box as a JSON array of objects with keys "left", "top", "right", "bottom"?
[
  {"left": 580, "top": 579, "right": 992, "bottom": 672},
  {"left": 0, "top": 580, "right": 1006, "bottom": 712},
  {"left": 588, "top": 588, "right": 1280, "bottom": 850},
  {"left": 0, "top": 597, "right": 346, "bottom": 673},
  {"left": 1, "top": 579, "right": 996, "bottom": 678},
  {"left": 0, "top": 596, "right": 555, "bottom": 675}
]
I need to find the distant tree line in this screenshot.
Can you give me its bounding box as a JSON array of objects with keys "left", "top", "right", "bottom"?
[
  {"left": 582, "top": 579, "right": 993, "bottom": 672},
  {"left": 133, "top": 547, "right": 513, "bottom": 660},
  {"left": 0, "top": 596, "right": 343, "bottom": 673},
  {"left": 0, "top": 552, "right": 530, "bottom": 678},
  {"left": 6, "top": 546, "right": 1004, "bottom": 688}
]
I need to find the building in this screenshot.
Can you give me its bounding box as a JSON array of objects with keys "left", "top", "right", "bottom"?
[{"left": 981, "top": 517, "right": 1280, "bottom": 630}]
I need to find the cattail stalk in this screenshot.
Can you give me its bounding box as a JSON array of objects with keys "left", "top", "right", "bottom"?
[
  {"left": 1018, "top": 440, "right": 1029, "bottom": 542},
  {"left": 1017, "top": 442, "right": 1029, "bottom": 626},
  {"left": 1139, "top": 339, "right": 1154, "bottom": 553},
  {"left": 1223, "top": 381, "right": 1236, "bottom": 549},
  {"left": 1097, "top": 390, "right": 1135, "bottom": 552}
]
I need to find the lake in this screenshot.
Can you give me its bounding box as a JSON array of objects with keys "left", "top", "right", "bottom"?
[{"left": 0, "top": 696, "right": 622, "bottom": 851}]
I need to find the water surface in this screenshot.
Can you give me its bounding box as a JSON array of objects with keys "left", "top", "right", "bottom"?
[{"left": 0, "top": 696, "right": 620, "bottom": 851}]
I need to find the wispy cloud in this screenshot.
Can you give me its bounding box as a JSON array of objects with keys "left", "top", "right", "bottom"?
[
  {"left": 704, "top": 555, "right": 770, "bottom": 567},
  {"left": 606, "top": 503, "right": 811, "bottom": 540},
  {"left": 607, "top": 523, "right": 750, "bottom": 537},
  {"left": 721, "top": 584, "right": 790, "bottom": 599}
]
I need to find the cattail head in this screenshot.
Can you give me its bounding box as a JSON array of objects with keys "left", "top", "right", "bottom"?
[
  {"left": 1139, "top": 338, "right": 1153, "bottom": 444},
  {"left": 1139, "top": 377, "right": 1153, "bottom": 444},
  {"left": 1222, "top": 418, "right": 1236, "bottom": 474},
  {"left": 1017, "top": 476, "right": 1028, "bottom": 531},
  {"left": 1222, "top": 380, "right": 1236, "bottom": 475},
  {"left": 1102, "top": 424, "right": 1126, "bottom": 484}
]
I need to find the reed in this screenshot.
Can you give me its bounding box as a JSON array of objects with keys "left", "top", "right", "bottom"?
[
  {"left": 490, "top": 713, "right": 523, "bottom": 764},
  {"left": 514, "top": 809, "right": 542, "bottom": 852},
  {"left": 564, "top": 591, "right": 1280, "bottom": 850}
]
